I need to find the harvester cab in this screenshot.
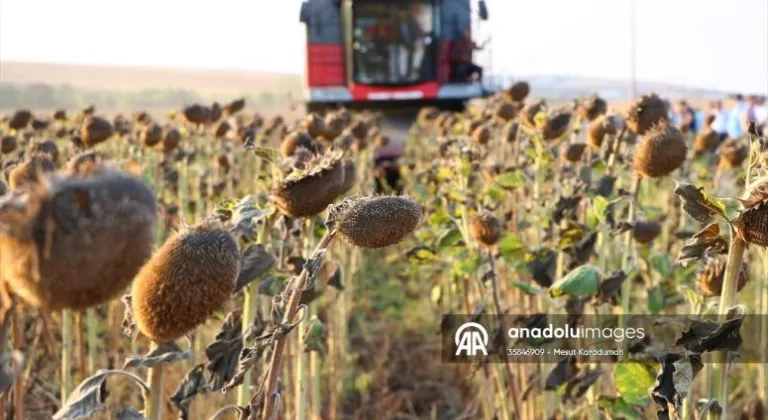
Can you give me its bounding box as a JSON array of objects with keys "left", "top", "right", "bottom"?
[{"left": 299, "top": 0, "right": 496, "bottom": 114}]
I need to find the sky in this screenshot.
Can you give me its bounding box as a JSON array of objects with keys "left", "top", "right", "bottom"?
[{"left": 1, "top": 0, "right": 767, "bottom": 93}]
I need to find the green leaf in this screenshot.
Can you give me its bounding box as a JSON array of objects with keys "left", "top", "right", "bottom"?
[
  {"left": 428, "top": 208, "right": 451, "bottom": 226},
  {"left": 484, "top": 186, "right": 505, "bottom": 202},
  {"left": 407, "top": 246, "right": 441, "bottom": 263},
  {"left": 499, "top": 234, "right": 525, "bottom": 263},
  {"left": 436, "top": 227, "right": 463, "bottom": 251},
  {"left": 354, "top": 372, "right": 374, "bottom": 393},
  {"left": 614, "top": 360, "right": 655, "bottom": 406},
  {"left": 592, "top": 196, "right": 609, "bottom": 223},
  {"left": 249, "top": 147, "right": 278, "bottom": 164},
  {"left": 647, "top": 285, "right": 664, "bottom": 314},
  {"left": 509, "top": 280, "right": 541, "bottom": 295},
  {"left": 549, "top": 265, "right": 600, "bottom": 298},
  {"left": 495, "top": 170, "right": 524, "bottom": 188},
  {"left": 412, "top": 183, "right": 430, "bottom": 199},
  {"left": 650, "top": 254, "right": 672, "bottom": 278},
  {"left": 430, "top": 284, "right": 442, "bottom": 304},
  {"left": 452, "top": 251, "right": 481, "bottom": 278},
  {"left": 597, "top": 396, "right": 642, "bottom": 420}
]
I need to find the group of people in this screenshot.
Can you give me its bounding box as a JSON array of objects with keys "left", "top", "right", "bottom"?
[
  {"left": 361, "top": 6, "right": 432, "bottom": 83},
  {"left": 671, "top": 94, "right": 767, "bottom": 139},
  {"left": 358, "top": 3, "right": 486, "bottom": 86}
]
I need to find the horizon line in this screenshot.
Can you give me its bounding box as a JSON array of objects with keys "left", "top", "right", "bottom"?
[{"left": 1, "top": 59, "right": 761, "bottom": 95}]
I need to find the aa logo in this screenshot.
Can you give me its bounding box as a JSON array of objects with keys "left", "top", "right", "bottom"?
[{"left": 454, "top": 322, "right": 488, "bottom": 356}]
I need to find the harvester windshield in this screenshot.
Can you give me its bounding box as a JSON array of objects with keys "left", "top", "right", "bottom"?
[{"left": 351, "top": 1, "right": 437, "bottom": 85}]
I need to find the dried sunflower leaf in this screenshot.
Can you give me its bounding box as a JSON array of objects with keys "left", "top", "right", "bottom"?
[
  {"left": 677, "top": 224, "right": 728, "bottom": 266},
  {"left": 257, "top": 276, "right": 285, "bottom": 296},
  {"left": 694, "top": 399, "right": 723, "bottom": 417},
  {"left": 222, "top": 345, "right": 262, "bottom": 393},
  {"left": 526, "top": 248, "right": 556, "bottom": 287},
  {"left": 674, "top": 182, "right": 727, "bottom": 223},
  {"left": 553, "top": 195, "right": 582, "bottom": 224},
  {"left": 739, "top": 183, "right": 768, "bottom": 209},
  {"left": 53, "top": 370, "right": 150, "bottom": 420},
  {"left": 228, "top": 196, "right": 273, "bottom": 242},
  {"left": 0, "top": 350, "right": 24, "bottom": 393},
  {"left": 545, "top": 356, "right": 577, "bottom": 390},
  {"left": 650, "top": 353, "right": 703, "bottom": 419},
  {"left": 675, "top": 317, "right": 743, "bottom": 353},
  {"left": 205, "top": 311, "right": 244, "bottom": 391},
  {"left": 594, "top": 270, "right": 626, "bottom": 306},
  {"left": 594, "top": 175, "right": 617, "bottom": 198},
  {"left": 170, "top": 364, "right": 208, "bottom": 420},
  {"left": 565, "top": 230, "right": 598, "bottom": 266},
  {"left": 563, "top": 368, "right": 603, "bottom": 404},
  {"left": 235, "top": 245, "right": 276, "bottom": 292},
  {"left": 326, "top": 264, "right": 343, "bottom": 291},
  {"left": 124, "top": 341, "right": 191, "bottom": 369},
  {"left": 115, "top": 407, "right": 147, "bottom": 420}
]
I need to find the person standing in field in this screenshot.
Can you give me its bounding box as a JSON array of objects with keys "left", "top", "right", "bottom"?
[
  {"left": 450, "top": 28, "right": 486, "bottom": 83},
  {"left": 708, "top": 100, "right": 729, "bottom": 142},
  {"left": 726, "top": 93, "right": 746, "bottom": 139},
  {"left": 393, "top": 7, "right": 424, "bottom": 81},
  {"left": 672, "top": 100, "right": 697, "bottom": 133}
]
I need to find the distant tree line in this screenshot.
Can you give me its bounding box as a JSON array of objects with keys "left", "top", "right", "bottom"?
[{"left": 0, "top": 83, "right": 290, "bottom": 110}]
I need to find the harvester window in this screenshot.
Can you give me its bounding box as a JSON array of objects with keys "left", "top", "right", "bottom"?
[{"left": 352, "top": 1, "right": 436, "bottom": 85}]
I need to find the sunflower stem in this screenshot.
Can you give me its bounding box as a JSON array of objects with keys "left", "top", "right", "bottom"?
[
  {"left": 86, "top": 307, "right": 97, "bottom": 374},
  {"left": 619, "top": 175, "right": 642, "bottom": 351},
  {"left": 238, "top": 211, "right": 277, "bottom": 406},
  {"left": 145, "top": 342, "right": 165, "bottom": 420},
  {"left": 60, "top": 309, "right": 73, "bottom": 402},
  {"left": 709, "top": 232, "right": 746, "bottom": 420},
  {"left": 260, "top": 231, "right": 336, "bottom": 420}
]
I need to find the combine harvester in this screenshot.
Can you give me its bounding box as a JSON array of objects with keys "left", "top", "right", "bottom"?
[{"left": 299, "top": 0, "right": 502, "bottom": 115}]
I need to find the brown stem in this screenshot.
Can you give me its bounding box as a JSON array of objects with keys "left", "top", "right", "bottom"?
[
  {"left": 0, "top": 284, "right": 13, "bottom": 417},
  {"left": 260, "top": 231, "right": 336, "bottom": 420},
  {"left": 487, "top": 250, "right": 522, "bottom": 420},
  {"left": 12, "top": 302, "right": 24, "bottom": 420},
  {"left": 606, "top": 127, "right": 627, "bottom": 176}
]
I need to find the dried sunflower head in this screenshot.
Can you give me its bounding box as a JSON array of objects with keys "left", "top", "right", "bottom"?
[
  {"left": 693, "top": 129, "right": 721, "bottom": 156},
  {"left": 507, "top": 81, "right": 530, "bottom": 102},
  {"left": 578, "top": 94, "right": 608, "bottom": 122},
  {"left": 271, "top": 150, "right": 346, "bottom": 218},
  {"left": 632, "top": 123, "right": 687, "bottom": 178},
  {"left": 718, "top": 139, "right": 749, "bottom": 168},
  {"left": 633, "top": 221, "right": 662, "bottom": 244},
  {"left": 698, "top": 257, "right": 749, "bottom": 297},
  {"left": 494, "top": 101, "right": 517, "bottom": 122},
  {"left": 469, "top": 211, "right": 503, "bottom": 246},
  {"left": 329, "top": 195, "right": 422, "bottom": 248},
  {"left": 733, "top": 180, "right": 768, "bottom": 247},
  {"left": 587, "top": 114, "right": 619, "bottom": 149},
  {"left": 542, "top": 110, "right": 572, "bottom": 141},
  {"left": 562, "top": 143, "right": 588, "bottom": 162},
  {"left": 626, "top": 93, "right": 668, "bottom": 135},
  {"left": 1, "top": 167, "right": 157, "bottom": 310},
  {"left": 1, "top": 135, "right": 18, "bottom": 155},
  {"left": 131, "top": 218, "right": 239, "bottom": 341},
  {"left": 280, "top": 131, "right": 317, "bottom": 158}
]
